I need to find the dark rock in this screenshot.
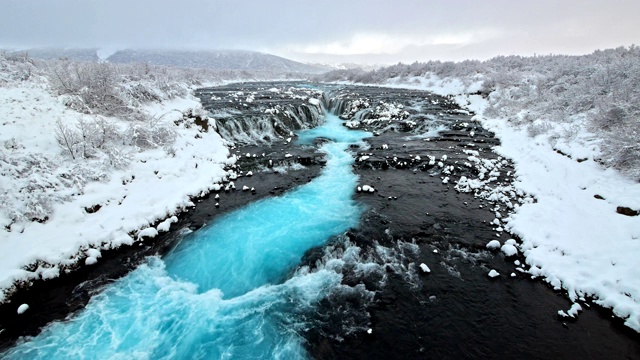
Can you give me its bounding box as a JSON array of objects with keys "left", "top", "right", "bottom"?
[
  {"left": 616, "top": 206, "right": 639, "bottom": 216},
  {"left": 84, "top": 204, "right": 102, "bottom": 214}
]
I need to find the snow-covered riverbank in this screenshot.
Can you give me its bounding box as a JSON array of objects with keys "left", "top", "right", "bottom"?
[
  {"left": 0, "top": 80, "right": 234, "bottom": 303},
  {"left": 351, "top": 74, "right": 640, "bottom": 331}
]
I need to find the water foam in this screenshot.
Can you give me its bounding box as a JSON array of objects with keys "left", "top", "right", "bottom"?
[{"left": 3, "top": 113, "right": 373, "bottom": 359}]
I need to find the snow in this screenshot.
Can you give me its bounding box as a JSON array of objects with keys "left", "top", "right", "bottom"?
[
  {"left": 567, "top": 303, "right": 583, "bottom": 317},
  {"left": 138, "top": 227, "right": 159, "bottom": 240},
  {"left": 501, "top": 244, "right": 518, "bottom": 257},
  {"left": 85, "top": 248, "right": 101, "bottom": 258},
  {"left": 486, "top": 240, "right": 501, "bottom": 250},
  {"left": 483, "top": 112, "right": 640, "bottom": 330},
  {"left": 361, "top": 185, "right": 375, "bottom": 193},
  {"left": 559, "top": 303, "right": 583, "bottom": 318},
  {"left": 488, "top": 269, "right": 500, "bottom": 278},
  {"left": 419, "top": 263, "right": 431, "bottom": 273},
  {"left": 0, "top": 78, "right": 232, "bottom": 302},
  {"left": 17, "top": 303, "right": 29, "bottom": 314},
  {"left": 157, "top": 216, "right": 178, "bottom": 232}
]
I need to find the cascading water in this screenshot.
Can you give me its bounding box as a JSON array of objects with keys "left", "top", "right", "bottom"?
[
  {"left": 2, "top": 110, "right": 371, "bottom": 359},
  {"left": 212, "top": 104, "right": 324, "bottom": 145}
]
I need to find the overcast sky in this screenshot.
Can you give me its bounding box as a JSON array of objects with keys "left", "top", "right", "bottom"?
[{"left": 1, "top": 0, "right": 639, "bottom": 64}]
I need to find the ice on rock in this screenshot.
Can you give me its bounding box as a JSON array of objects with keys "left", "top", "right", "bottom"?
[
  {"left": 17, "top": 304, "right": 29, "bottom": 314},
  {"left": 501, "top": 244, "right": 518, "bottom": 257},
  {"left": 419, "top": 263, "right": 431, "bottom": 273},
  {"left": 486, "top": 240, "right": 501, "bottom": 250},
  {"left": 488, "top": 269, "right": 500, "bottom": 278}
]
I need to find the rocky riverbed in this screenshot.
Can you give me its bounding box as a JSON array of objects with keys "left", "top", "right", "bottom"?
[{"left": 1, "top": 82, "right": 638, "bottom": 359}]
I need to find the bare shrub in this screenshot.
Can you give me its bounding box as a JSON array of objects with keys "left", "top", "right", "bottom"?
[{"left": 54, "top": 119, "right": 80, "bottom": 160}]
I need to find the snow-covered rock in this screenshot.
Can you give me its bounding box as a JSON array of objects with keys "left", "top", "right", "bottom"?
[
  {"left": 501, "top": 244, "right": 518, "bottom": 257},
  {"left": 157, "top": 216, "right": 178, "bottom": 232},
  {"left": 17, "top": 304, "right": 29, "bottom": 314},
  {"left": 559, "top": 303, "right": 583, "bottom": 318},
  {"left": 361, "top": 185, "right": 375, "bottom": 193},
  {"left": 488, "top": 269, "right": 500, "bottom": 278},
  {"left": 486, "top": 240, "right": 501, "bottom": 250},
  {"left": 419, "top": 263, "right": 431, "bottom": 273},
  {"left": 137, "top": 227, "right": 159, "bottom": 240}
]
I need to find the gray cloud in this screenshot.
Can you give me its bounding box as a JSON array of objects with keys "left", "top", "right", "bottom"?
[{"left": 1, "top": 0, "right": 639, "bottom": 63}]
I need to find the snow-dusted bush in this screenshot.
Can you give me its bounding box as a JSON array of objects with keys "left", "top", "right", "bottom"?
[
  {"left": 47, "top": 60, "right": 148, "bottom": 121},
  {"left": 127, "top": 118, "right": 177, "bottom": 149},
  {"left": 0, "top": 51, "right": 40, "bottom": 84}
]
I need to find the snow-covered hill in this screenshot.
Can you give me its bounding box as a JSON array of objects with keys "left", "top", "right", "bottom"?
[
  {"left": 107, "top": 49, "right": 327, "bottom": 73},
  {"left": 10, "top": 48, "right": 329, "bottom": 74}
]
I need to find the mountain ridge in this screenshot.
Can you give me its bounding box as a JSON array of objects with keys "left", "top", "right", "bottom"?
[{"left": 8, "top": 48, "right": 329, "bottom": 73}]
